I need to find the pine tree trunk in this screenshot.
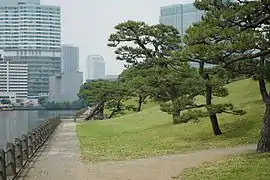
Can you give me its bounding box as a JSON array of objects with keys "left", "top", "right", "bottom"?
[
  {"left": 257, "top": 103, "right": 270, "bottom": 152},
  {"left": 256, "top": 56, "right": 270, "bottom": 152},
  {"left": 257, "top": 59, "right": 270, "bottom": 152},
  {"left": 108, "top": 101, "right": 121, "bottom": 119},
  {"left": 108, "top": 111, "right": 117, "bottom": 119},
  {"left": 85, "top": 101, "right": 104, "bottom": 120},
  {"left": 172, "top": 111, "right": 181, "bottom": 125},
  {"left": 137, "top": 97, "right": 143, "bottom": 112},
  {"left": 209, "top": 113, "right": 222, "bottom": 135},
  {"left": 199, "top": 61, "right": 222, "bottom": 135},
  {"left": 205, "top": 73, "right": 222, "bottom": 136},
  {"left": 97, "top": 104, "right": 105, "bottom": 120},
  {"left": 171, "top": 87, "right": 181, "bottom": 125}
]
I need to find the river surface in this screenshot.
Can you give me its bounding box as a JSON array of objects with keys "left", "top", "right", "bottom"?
[{"left": 0, "top": 110, "right": 74, "bottom": 149}]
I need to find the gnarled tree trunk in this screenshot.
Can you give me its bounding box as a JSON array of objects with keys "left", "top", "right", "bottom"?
[
  {"left": 137, "top": 96, "right": 143, "bottom": 112},
  {"left": 257, "top": 56, "right": 270, "bottom": 152},
  {"left": 257, "top": 102, "right": 270, "bottom": 152},
  {"left": 171, "top": 87, "right": 181, "bottom": 124},
  {"left": 206, "top": 78, "right": 222, "bottom": 135},
  {"left": 85, "top": 101, "right": 105, "bottom": 120},
  {"left": 172, "top": 111, "right": 181, "bottom": 125},
  {"left": 209, "top": 113, "right": 222, "bottom": 135},
  {"left": 108, "top": 100, "right": 121, "bottom": 119},
  {"left": 136, "top": 95, "right": 149, "bottom": 112},
  {"left": 200, "top": 62, "right": 222, "bottom": 135},
  {"left": 97, "top": 104, "right": 105, "bottom": 120}
]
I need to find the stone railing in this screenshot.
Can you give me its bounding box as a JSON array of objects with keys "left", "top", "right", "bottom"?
[{"left": 0, "top": 116, "right": 61, "bottom": 180}]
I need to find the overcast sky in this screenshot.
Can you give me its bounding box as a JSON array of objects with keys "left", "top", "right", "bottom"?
[{"left": 41, "top": 0, "right": 193, "bottom": 76}]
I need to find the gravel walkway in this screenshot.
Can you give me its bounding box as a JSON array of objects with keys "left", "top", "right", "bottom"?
[{"left": 17, "top": 121, "right": 256, "bottom": 180}]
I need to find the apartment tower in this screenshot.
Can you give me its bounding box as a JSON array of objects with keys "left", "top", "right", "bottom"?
[{"left": 0, "top": 0, "right": 61, "bottom": 97}]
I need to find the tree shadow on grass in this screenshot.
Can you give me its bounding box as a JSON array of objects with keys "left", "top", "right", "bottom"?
[
  {"left": 188, "top": 115, "right": 260, "bottom": 144},
  {"left": 221, "top": 117, "right": 259, "bottom": 139},
  {"left": 190, "top": 99, "right": 263, "bottom": 143}
]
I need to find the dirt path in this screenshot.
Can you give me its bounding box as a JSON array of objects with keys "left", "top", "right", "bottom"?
[
  {"left": 18, "top": 121, "right": 256, "bottom": 180},
  {"left": 84, "top": 145, "right": 255, "bottom": 180}
]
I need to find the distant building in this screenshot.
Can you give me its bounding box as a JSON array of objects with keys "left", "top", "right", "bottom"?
[
  {"left": 0, "top": 0, "right": 40, "bottom": 5},
  {"left": 159, "top": 3, "right": 213, "bottom": 68},
  {"left": 86, "top": 55, "right": 105, "bottom": 80},
  {"left": 159, "top": 3, "right": 204, "bottom": 36},
  {"left": 49, "top": 72, "right": 83, "bottom": 102},
  {"left": 0, "top": 53, "right": 28, "bottom": 100},
  {"left": 0, "top": 92, "right": 17, "bottom": 104},
  {"left": 62, "top": 45, "right": 79, "bottom": 73},
  {"left": 0, "top": 0, "right": 62, "bottom": 97},
  {"left": 48, "top": 74, "right": 62, "bottom": 102},
  {"left": 61, "top": 72, "right": 83, "bottom": 102},
  {"left": 49, "top": 44, "right": 84, "bottom": 102}
]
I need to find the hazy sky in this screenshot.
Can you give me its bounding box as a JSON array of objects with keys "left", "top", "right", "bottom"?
[{"left": 41, "top": 0, "right": 193, "bottom": 76}]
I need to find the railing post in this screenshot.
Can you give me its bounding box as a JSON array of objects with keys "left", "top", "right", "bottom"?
[
  {"left": 27, "top": 132, "right": 33, "bottom": 157},
  {"left": 21, "top": 134, "right": 29, "bottom": 161},
  {"left": 32, "top": 130, "right": 37, "bottom": 152},
  {"left": 44, "top": 121, "right": 49, "bottom": 138},
  {"left": 6, "top": 143, "right": 16, "bottom": 176},
  {"left": 54, "top": 117, "right": 58, "bottom": 129},
  {"left": 0, "top": 149, "right": 6, "bottom": 180},
  {"left": 49, "top": 119, "right": 53, "bottom": 133},
  {"left": 43, "top": 122, "right": 47, "bottom": 138},
  {"left": 39, "top": 125, "right": 43, "bottom": 143},
  {"left": 42, "top": 124, "right": 46, "bottom": 139},
  {"left": 36, "top": 128, "right": 40, "bottom": 147},
  {"left": 14, "top": 138, "right": 23, "bottom": 169},
  {"left": 37, "top": 127, "right": 42, "bottom": 146},
  {"left": 35, "top": 128, "right": 40, "bottom": 147},
  {"left": 47, "top": 120, "right": 51, "bottom": 135},
  {"left": 43, "top": 123, "right": 47, "bottom": 139}
]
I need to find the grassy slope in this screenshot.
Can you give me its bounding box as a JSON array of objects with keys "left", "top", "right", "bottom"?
[
  {"left": 77, "top": 79, "right": 266, "bottom": 162},
  {"left": 181, "top": 153, "right": 270, "bottom": 180},
  {"left": 104, "top": 97, "right": 156, "bottom": 117}
]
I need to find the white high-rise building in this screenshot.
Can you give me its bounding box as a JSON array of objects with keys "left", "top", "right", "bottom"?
[
  {"left": 0, "top": 60, "right": 28, "bottom": 99},
  {"left": 0, "top": 0, "right": 61, "bottom": 97},
  {"left": 86, "top": 55, "right": 105, "bottom": 80}
]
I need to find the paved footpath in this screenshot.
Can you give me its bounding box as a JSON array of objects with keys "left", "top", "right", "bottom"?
[
  {"left": 17, "top": 121, "right": 256, "bottom": 180},
  {"left": 17, "top": 122, "right": 89, "bottom": 180}
]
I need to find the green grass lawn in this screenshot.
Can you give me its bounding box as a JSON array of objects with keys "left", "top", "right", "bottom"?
[
  {"left": 180, "top": 153, "right": 270, "bottom": 180},
  {"left": 76, "top": 79, "right": 265, "bottom": 162}
]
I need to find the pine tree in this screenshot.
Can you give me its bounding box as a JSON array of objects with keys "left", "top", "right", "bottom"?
[{"left": 187, "top": 0, "right": 270, "bottom": 151}]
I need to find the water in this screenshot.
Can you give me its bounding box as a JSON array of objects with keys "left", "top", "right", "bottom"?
[{"left": 0, "top": 110, "right": 74, "bottom": 149}]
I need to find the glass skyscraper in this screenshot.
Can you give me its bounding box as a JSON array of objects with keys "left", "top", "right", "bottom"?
[
  {"left": 0, "top": 0, "right": 61, "bottom": 97},
  {"left": 160, "top": 3, "right": 209, "bottom": 68},
  {"left": 159, "top": 3, "right": 204, "bottom": 36}
]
